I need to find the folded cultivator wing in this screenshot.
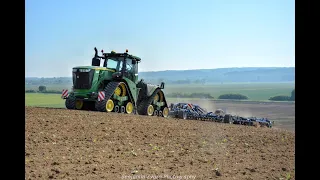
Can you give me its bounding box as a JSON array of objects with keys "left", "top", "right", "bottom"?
[{"left": 168, "top": 102, "right": 273, "bottom": 128}]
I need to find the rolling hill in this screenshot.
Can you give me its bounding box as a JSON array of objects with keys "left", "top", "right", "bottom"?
[{"left": 25, "top": 67, "right": 295, "bottom": 85}]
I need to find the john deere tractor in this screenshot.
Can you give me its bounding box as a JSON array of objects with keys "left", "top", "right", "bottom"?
[{"left": 61, "top": 47, "right": 169, "bottom": 117}]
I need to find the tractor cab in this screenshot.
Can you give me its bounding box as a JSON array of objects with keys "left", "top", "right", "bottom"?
[{"left": 91, "top": 47, "right": 141, "bottom": 83}]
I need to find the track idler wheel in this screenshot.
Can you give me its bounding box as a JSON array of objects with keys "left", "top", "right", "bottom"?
[
  {"left": 106, "top": 99, "right": 114, "bottom": 112},
  {"left": 162, "top": 107, "right": 169, "bottom": 118},
  {"left": 158, "top": 110, "right": 163, "bottom": 117},
  {"left": 147, "top": 105, "right": 154, "bottom": 116},
  {"left": 126, "top": 102, "right": 134, "bottom": 114}
]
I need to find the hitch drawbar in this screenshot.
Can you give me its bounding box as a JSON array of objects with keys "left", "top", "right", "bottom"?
[{"left": 61, "top": 89, "right": 69, "bottom": 99}]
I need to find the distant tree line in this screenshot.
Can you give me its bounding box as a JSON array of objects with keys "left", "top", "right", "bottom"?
[
  {"left": 25, "top": 77, "right": 72, "bottom": 85},
  {"left": 218, "top": 94, "right": 249, "bottom": 100},
  {"left": 25, "top": 85, "right": 61, "bottom": 94},
  {"left": 268, "top": 89, "right": 295, "bottom": 101}
]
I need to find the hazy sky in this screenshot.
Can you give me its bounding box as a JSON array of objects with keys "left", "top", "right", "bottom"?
[{"left": 26, "top": 0, "right": 295, "bottom": 77}]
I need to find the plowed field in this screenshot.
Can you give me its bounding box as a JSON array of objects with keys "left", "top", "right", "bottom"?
[{"left": 25, "top": 107, "right": 295, "bottom": 180}]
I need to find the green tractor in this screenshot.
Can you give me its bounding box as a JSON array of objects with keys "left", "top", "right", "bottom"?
[{"left": 61, "top": 47, "right": 169, "bottom": 117}]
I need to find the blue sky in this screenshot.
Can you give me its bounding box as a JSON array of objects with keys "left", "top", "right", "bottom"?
[{"left": 26, "top": 0, "right": 295, "bottom": 77}]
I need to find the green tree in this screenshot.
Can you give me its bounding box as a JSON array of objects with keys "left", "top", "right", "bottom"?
[{"left": 38, "top": 85, "right": 46, "bottom": 92}]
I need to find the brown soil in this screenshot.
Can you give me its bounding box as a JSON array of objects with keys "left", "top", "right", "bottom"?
[{"left": 25, "top": 107, "right": 295, "bottom": 180}]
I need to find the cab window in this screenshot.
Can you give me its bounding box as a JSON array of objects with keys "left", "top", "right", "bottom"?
[{"left": 125, "top": 58, "right": 132, "bottom": 71}]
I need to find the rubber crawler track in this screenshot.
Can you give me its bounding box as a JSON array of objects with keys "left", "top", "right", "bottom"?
[
  {"left": 95, "top": 82, "right": 121, "bottom": 112},
  {"left": 137, "top": 88, "right": 167, "bottom": 116},
  {"left": 65, "top": 96, "right": 76, "bottom": 109}
]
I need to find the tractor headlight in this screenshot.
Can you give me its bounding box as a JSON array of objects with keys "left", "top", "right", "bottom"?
[{"left": 79, "top": 69, "right": 91, "bottom": 72}]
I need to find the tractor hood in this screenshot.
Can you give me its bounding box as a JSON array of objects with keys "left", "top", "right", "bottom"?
[{"left": 72, "top": 66, "right": 115, "bottom": 91}]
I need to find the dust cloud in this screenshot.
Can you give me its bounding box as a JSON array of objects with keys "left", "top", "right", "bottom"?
[{"left": 194, "top": 99, "right": 217, "bottom": 113}]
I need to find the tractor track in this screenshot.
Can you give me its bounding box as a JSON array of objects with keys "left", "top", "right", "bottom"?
[
  {"left": 25, "top": 106, "right": 295, "bottom": 180},
  {"left": 95, "top": 81, "right": 120, "bottom": 112},
  {"left": 137, "top": 88, "right": 163, "bottom": 115}
]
